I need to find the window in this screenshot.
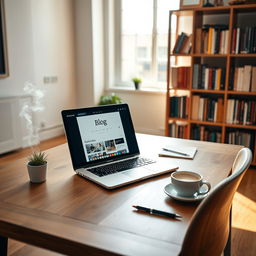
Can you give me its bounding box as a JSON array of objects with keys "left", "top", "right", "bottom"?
[{"left": 112, "top": 0, "right": 180, "bottom": 90}]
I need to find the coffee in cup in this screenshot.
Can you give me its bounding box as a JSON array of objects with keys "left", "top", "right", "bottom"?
[{"left": 171, "top": 171, "right": 211, "bottom": 197}]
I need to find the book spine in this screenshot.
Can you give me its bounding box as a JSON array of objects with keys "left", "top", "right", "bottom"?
[
  {"left": 232, "top": 28, "right": 237, "bottom": 54},
  {"left": 195, "top": 28, "right": 202, "bottom": 53},
  {"left": 175, "top": 33, "right": 187, "bottom": 53},
  {"left": 235, "top": 28, "right": 240, "bottom": 54}
]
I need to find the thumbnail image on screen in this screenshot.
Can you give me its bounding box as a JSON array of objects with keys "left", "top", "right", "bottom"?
[{"left": 77, "top": 112, "right": 129, "bottom": 162}]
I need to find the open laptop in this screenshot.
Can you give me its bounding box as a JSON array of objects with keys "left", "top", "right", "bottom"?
[{"left": 61, "top": 104, "right": 178, "bottom": 189}]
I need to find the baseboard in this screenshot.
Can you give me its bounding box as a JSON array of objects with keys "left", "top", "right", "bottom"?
[
  {"left": 22, "top": 125, "right": 64, "bottom": 148},
  {"left": 39, "top": 124, "right": 64, "bottom": 141}
]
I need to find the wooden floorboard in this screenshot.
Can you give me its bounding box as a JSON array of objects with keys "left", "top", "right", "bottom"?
[{"left": 0, "top": 135, "right": 255, "bottom": 256}]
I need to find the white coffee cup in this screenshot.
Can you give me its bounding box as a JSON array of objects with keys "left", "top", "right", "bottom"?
[{"left": 171, "top": 171, "right": 211, "bottom": 197}]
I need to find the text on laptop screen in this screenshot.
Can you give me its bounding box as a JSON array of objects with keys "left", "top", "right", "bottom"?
[{"left": 77, "top": 112, "right": 129, "bottom": 162}]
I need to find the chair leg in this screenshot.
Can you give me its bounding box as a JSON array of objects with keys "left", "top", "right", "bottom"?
[
  {"left": 224, "top": 208, "right": 232, "bottom": 256},
  {"left": 0, "top": 236, "right": 8, "bottom": 256}
]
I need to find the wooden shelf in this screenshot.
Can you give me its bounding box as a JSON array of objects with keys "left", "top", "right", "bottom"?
[
  {"left": 166, "top": 6, "right": 256, "bottom": 164},
  {"left": 190, "top": 120, "right": 223, "bottom": 126},
  {"left": 230, "top": 54, "right": 256, "bottom": 57},
  {"left": 169, "top": 88, "right": 189, "bottom": 91},
  {"left": 227, "top": 91, "right": 256, "bottom": 95},
  {"left": 195, "top": 6, "right": 230, "bottom": 14},
  {"left": 170, "top": 54, "right": 191, "bottom": 57},
  {"left": 195, "top": 4, "right": 256, "bottom": 12},
  {"left": 233, "top": 4, "right": 256, "bottom": 12},
  {"left": 192, "top": 89, "right": 225, "bottom": 94},
  {"left": 193, "top": 54, "right": 227, "bottom": 57},
  {"left": 168, "top": 117, "right": 188, "bottom": 122},
  {"left": 225, "top": 124, "right": 256, "bottom": 130},
  {"left": 171, "top": 10, "right": 193, "bottom": 17}
]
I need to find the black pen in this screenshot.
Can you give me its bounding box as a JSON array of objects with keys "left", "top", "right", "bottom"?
[
  {"left": 132, "top": 205, "right": 182, "bottom": 219},
  {"left": 162, "top": 148, "right": 189, "bottom": 156}
]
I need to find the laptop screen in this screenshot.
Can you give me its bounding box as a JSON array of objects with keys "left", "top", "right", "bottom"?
[{"left": 62, "top": 104, "right": 140, "bottom": 169}]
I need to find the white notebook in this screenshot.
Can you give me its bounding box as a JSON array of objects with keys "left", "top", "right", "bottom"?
[{"left": 159, "top": 145, "right": 197, "bottom": 160}]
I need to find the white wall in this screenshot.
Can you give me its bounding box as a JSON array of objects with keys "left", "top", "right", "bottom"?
[
  {"left": 74, "top": 0, "right": 105, "bottom": 108},
  {"left": 0, "top": 0, "right": 166, "bottom": 149},
  {"left": 31, "top": 0, "right": 77, "bottom": 139},
  {"left": 74, "top": 0, "right": 94, "bottom": 107},
  {"left": 0, "top": 0, "right": 35, "bottom": 96},
  {"left": 0, "top": 0, "right": 76, "bottom": 143},
  {"left": 74, "top": 0, "right": 166, "bottom": 136},
  {"left": 109, "top": 90, "right": 166, "bottom": 136}
]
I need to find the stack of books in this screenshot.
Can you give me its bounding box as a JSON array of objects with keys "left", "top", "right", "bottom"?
[
  {"left": 168, "top": 121, "right": 188, "bottom": 138},
  {"left": 232, "top": 26, "right": 256, "bottom": 54},
  {"left": 195, "top": 24, "right": 229, "bottom": 54},
  {"left": 226, "top": 99, "right": 256, "bottom": 125},
  {"left": 172, "top": 32, "right": 192, "bottom": 54},
  {"left": 191, "top": 95, "right": 224, "bottom": 122},
  {"left": 193, "top": 64, "right": 226, "bottom": 90},
  {"left": 227, "top": 130, "right": 255, "bottom": 152},
  {"left": 169, "top": 96, "right": 188, "bottom": 119},
  {"left": 191, "top": 125, "right": 222, "bottom": 142},
  {"left": 170, "top": 67, "right": 191, "bottom": 89},
  {"left": 229, "top": 65, "right": 256, "bottom": 91}
]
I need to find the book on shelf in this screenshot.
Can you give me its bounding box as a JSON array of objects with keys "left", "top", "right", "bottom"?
[
  {"left": 192, "top": 95, "right": 224, "bottom": 122},
  {"left": 169, "top": 96, "right": 188, "bottom": 119},
  {"left": 252, "top": 67, "right": 256, "bottom": 92},
  {"left": 172, "top": 32, "right": 192, "bottom": 54},
  {"left": 170, "top": 67, "right": 191, "bottom": 89},
  {"left": 196, "top": 24, "right": 229, "bottom": 54},
  {"left": 192, "top": 64, "right": 225, "bottom": 90},
  {"left": 168, "top": 120, "right": 188, "bottom": 138},
  {"left": 229, "top": 65, "right": 256, "bottom": 92},
  {"left": 226, "top": 99, "right": 256, "bottom": 125},
  {"left": 227, "top": 130, "right": 255, "bottom": 154},
  {"left": 191, "top": 125, "right": 222, "bottom": 143},
  {"left": 232, "top": 26, "right": 256, "bottom": 54}
]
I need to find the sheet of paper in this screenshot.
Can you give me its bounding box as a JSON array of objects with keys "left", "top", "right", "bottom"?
[{"left": 159, "top": 145, "right": 197, "bottom": 160}]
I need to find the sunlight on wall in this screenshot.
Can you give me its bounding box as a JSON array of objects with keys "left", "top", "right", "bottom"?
[{"left": 233, "top": 192, "right": 256, "bottom": 232}]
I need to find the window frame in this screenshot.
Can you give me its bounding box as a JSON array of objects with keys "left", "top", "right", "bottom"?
[{"left": 104, "top": 0, "right": 176, "bottom": 91}]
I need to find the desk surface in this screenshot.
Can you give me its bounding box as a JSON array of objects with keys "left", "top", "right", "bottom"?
[{"left": 0, "top": 134, "right": 242, "bottom": 255}]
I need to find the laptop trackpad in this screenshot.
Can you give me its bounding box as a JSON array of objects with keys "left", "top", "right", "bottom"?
[{"left": 122, "top": 167, "right": 152, "bottom": 178}]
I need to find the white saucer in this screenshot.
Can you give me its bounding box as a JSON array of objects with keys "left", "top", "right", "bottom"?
[{"left": 164, "top": 183, "right": 208, "bottom": 202}]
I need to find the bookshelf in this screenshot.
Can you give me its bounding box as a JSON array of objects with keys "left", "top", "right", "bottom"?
[{"left": 165, "top": 4, "right": 256, "bottom": 165}]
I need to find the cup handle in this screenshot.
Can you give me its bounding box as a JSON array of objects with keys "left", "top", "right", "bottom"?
[{"left": 198, "top": 180, "right": 211, "bottom": 195}]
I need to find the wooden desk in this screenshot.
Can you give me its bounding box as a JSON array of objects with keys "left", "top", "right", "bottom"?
[{"left": 0, "top": 134, "right": 242, "bottom": 256}]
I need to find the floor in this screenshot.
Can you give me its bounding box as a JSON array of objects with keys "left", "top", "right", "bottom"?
[{"left": 0, "top": 135, "right": 255, "bottom": 256}]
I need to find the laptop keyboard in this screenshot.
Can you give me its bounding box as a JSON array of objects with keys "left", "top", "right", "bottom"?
[{"left": 87, "top": 158, "right": 156, "bottom": 177}]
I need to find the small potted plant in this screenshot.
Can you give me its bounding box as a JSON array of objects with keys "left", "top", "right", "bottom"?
[
  {"left": 132, "top": 77, "right": 142, "bottom": 90},
  {"left": 98, "top": 93, "right": 123, "bottom": 105},
  {"left": 27, "top": 151, "right": 47, "bottom": 183}
]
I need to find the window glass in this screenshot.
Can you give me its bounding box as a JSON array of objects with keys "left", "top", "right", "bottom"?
[{"left": 120, "top": 0, "right": 179, "bottom": 89}]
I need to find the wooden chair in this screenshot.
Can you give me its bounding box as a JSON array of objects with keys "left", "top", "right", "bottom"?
[{"left": 179, "top": 148, "right": 252, "bottom": 256}]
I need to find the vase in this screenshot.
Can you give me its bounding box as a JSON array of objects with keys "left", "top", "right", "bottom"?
[{"left": 27, "top": 163, "right": 47, "bottom": 183}]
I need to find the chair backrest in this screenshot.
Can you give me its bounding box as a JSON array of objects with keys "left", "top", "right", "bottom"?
[{"left": 179, "top": 148, "right": 252, "bottom": 256}]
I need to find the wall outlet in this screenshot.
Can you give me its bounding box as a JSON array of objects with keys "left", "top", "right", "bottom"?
[
  {"left": 40, "top": 121, "right": 46, "bottom": 128},
  {"left": 43, "top": 76, "right": 50, "bottom": 84},
  {"left": 43, "top": 76, "right": 58, "bottom": 84},
  {"left": 51, "top": 76, "right": 58, "bottom": 83}
]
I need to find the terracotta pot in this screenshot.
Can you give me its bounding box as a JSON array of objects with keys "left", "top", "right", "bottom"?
[{"left": 27, "top": 163, "right": 47, "bottom": 183}]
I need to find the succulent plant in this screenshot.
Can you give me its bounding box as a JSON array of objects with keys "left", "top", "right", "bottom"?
[{"left": 28, "top": 151, "right": 47, "bottom": 166}]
